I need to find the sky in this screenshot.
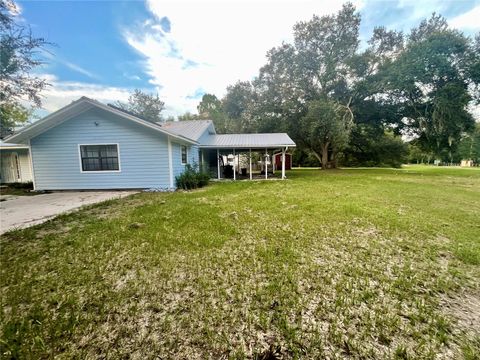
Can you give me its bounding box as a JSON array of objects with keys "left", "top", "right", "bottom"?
[{"left": 16, "top": 0, "right": 480, "bottom": 118}]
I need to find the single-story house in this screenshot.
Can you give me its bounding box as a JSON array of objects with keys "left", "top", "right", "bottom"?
[
  {"left": 460, "top": 159, "right": 474, "bottom": 167},
  {"left": 0, "top": 142, "right": 33, "bottom": 184},
  {"left": 4, "top": 97, "right": 295, "bottom": 191}
]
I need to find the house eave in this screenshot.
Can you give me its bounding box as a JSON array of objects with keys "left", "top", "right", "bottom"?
[{"left": 199, "top": 144, "right": 296, "bottom": 149}]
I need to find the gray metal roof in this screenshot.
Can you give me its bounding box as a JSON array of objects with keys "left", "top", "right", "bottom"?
[
  {"left": 159, "top": 120, "right": 215, "bottom": 141},
  {"left": 199, "top": 133, "right": 296, "bottom": 149}
]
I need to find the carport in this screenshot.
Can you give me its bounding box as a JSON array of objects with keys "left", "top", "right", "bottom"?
[{"left": 198, "top": 133, "right": 296, "bottom": 180}]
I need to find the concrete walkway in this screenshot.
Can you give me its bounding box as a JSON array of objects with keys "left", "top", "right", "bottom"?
[{"left": 0, "top": 191, "right": 136, "bottom": 234}]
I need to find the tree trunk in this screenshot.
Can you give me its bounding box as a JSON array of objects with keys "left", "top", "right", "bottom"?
[
  {"left": 311, "top": 150, "right": 322, "bottom": 168},
  {"left": 330, "top": 150, "right": 338, "bottom": 168},
  {"left": 321, "top": 143, "right": 329, "bottom": 169},
  {"left": 312, "top": 143, "right": 330, "bottom": 169}
]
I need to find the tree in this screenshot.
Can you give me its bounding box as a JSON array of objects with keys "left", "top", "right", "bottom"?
[
  {"left": 195, "top": 93, "right": 230, "bottom": 132},
  {"left": 221, "top": 81, "right": 258, "bottom": 133},
  {"left": 293, "top": 3, "right": 360, "bottom": 100},
  {"left": 385, "top": 16, "right": 477, "bottom": 159},
  {"left": 299, "top": 98, "right": 353, "bottom": 169},
  {"left": 344, "top": 26, "right": 407, "bottom": 167},
  {"left": 457, "top": 123, "right": 480, "bottom": 163},
  {"left": 0, "top": 0, "right": 50, "bottom": 137},
  {"left": 197, "top": 93, "right": 222, "bottom": 117},
  {"left": 253, "top": 4, "right": 361, "bottom": 167},
  {"left": 0, "top": 101, "right": 31, "bottom": 138},
  {"left": 177, "top": 112, "right": 200, "bottom": 121},
  {"left": 112, "top": 89, "right": 165, "bottom": 123}
]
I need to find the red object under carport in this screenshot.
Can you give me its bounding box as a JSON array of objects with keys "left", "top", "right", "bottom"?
[{"left": 273, "top": 152, "right": 292, "bottom": 170}]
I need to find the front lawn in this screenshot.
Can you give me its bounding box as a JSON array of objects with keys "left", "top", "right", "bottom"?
[{"left": 1, "top": 166, "right": 479, "bottom": 359}]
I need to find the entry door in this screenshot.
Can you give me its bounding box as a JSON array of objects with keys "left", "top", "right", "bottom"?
[{"left": 1, "top": 153, "right": 20, "bottom": 182}]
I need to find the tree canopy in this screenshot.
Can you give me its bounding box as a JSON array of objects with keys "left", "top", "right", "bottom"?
[
  {"left": 184, "top": 4, "right": 479, "bottom": 168},
  {"left": 0, "top": 0, "right": 50, "bottom": 138},
  {"left": 112, "top": 89, "right": 165, "bottom": 123}
]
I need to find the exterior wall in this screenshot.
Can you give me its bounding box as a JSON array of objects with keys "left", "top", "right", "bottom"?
[
  {"left": 0, "top": 149, "right": 32, "bottom": 183},
  {"left": 171, "top": 143, "right": 200, "bottom": 180},
  {"left": 30, "top": 109, "right": 171, "bottom": 190}
]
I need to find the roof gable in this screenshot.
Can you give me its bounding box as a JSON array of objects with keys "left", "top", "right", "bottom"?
[
  {"left": 4, "top": 97, "right": 197, "bottom": 145},
  {"left": 159, "top": 120, "right": 216, "bottom": 142}
]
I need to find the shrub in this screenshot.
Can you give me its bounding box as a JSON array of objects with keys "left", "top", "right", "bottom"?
[
  {"left": 7, "top": 182, "right": 33, "bottom": 189},
  {"left": 175, "top": 164, "right": 210, "bottom": 190}
]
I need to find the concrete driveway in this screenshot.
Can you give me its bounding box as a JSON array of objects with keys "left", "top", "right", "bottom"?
[{"left": 0, "top": 191, "right": 136, "bottom": 234}]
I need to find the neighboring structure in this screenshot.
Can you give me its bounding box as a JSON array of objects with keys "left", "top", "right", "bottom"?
[
  {"left": 4, "top": 97, "right": 295, "bottom": 190},
  {"left": 0, "top": 142, "right": 32, "bottom": 184},
  {"left": 460, "top": 159, "right": 474, "bottom": 167},
  {"left": 273, "top": 152, "right": 293, "bottom": 171}
]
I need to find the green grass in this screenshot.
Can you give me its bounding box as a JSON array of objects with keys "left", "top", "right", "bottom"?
[{"left": 1, "top": 166, "right": 479, "bottom": 359}]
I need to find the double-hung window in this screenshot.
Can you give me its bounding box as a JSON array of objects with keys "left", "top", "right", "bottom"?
[
  {"left": 181, "top": 145, "right": 188, "bottom": 165},
  {"left": 80, "top": 144, "right": 119, "bottom": 172}
]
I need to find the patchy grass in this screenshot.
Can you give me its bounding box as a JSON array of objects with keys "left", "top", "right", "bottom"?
[{"left": 1, "top": 166, "right": 479, "bottom": 359}]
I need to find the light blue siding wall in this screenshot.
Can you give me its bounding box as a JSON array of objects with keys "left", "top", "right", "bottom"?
[
  {"left": 30, "top": 109, "right": 171, "bottom": 190},
  {"left": 171, "top": 143, "right": 200, "bottom": 180}
]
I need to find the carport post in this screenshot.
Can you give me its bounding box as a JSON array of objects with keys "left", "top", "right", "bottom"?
[
  {"left": 217, "top": 149, "right": 220, "bottom": 179},
  {"left": 282, "top": 147, "right": 286, "bottom": 179},
  {"left": 265, "top": 148, "right": 268, "bottom": 180},
  {"left": 233, "top": 148, "right": 236, "bottom": 180},
  {"left": 249, "top": 148, "right": 252, "bottom": 180}
]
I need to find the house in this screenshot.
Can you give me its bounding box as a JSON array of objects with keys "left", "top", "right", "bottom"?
[
  {"left": 460, "top": 159, "right": 474, "bottom": 167},
  {"left": 4, "top": 97, "right": 295, "bottom": 191},
  {"left": 0, "top": 142, "right": 33, "bottom": 184}
]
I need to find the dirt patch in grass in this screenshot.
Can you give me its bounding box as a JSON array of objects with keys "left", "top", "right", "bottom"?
[{"left": 442, "top": 291, "right": 480, "bottom": 335}]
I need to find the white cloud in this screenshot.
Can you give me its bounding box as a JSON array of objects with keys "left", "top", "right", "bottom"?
[
  {"left": 42, "top": 52, "right": 100, "bottom": 80},
  {"left": 125, "top": 0, "right": 365, "bottom": 116},
  {"left": 61, "top": 60, "right": 99, "bottom": 80},
  {"left": 38, "top": 74, "right": 130, "bottom": 113},
  {"left": 449, "top": 5, "right": 480, "bottom": 31}
]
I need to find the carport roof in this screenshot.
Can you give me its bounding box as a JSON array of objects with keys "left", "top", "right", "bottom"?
[{"left": 199, "top": 133, "right": 296, "bottom": 149}]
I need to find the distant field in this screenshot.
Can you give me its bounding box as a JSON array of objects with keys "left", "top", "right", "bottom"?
[{"left": 1, "top": 166, "right": 479, "bottom": 359}]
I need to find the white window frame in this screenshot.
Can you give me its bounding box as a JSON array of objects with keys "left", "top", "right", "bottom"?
[
  {"left": 181, "top": 145, "right": 188, "bottom": 165},
  {"left": 78, "top": 143, "right": 121, "bottom": 173}
]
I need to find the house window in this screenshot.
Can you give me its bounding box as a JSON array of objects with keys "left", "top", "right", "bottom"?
[
  {"left": 80, "top": 144, "right": 119, "bottom": 171},
  {"left": 181, "top": 145, "right": 188, "bottom": 164}
]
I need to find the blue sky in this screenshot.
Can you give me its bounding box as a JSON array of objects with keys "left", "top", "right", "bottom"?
[{"left": 17, "top": 0, "right": 480, "bottom": 117}]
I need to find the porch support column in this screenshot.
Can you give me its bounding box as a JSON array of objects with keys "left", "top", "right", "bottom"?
[
  {"left": 282, "top": 147, "right": 287, "bottom": 179},
  {"left": 265, "top": 148, "right": 268, "bottom": 180},
  {"left": 272, "top": 155, "right": 275, "bottom": 174},
  {"left": 249, "top": 148, "right": 252, "bottom": 180},
  {"left": 233, "top": 148, "right": 236, "bottom": 181},
  {"left": 217, "top": 149, "right": 220, "bottom": 179},
  {"left": 27, "top": 139, "right": 36, "bottom": 191}
]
